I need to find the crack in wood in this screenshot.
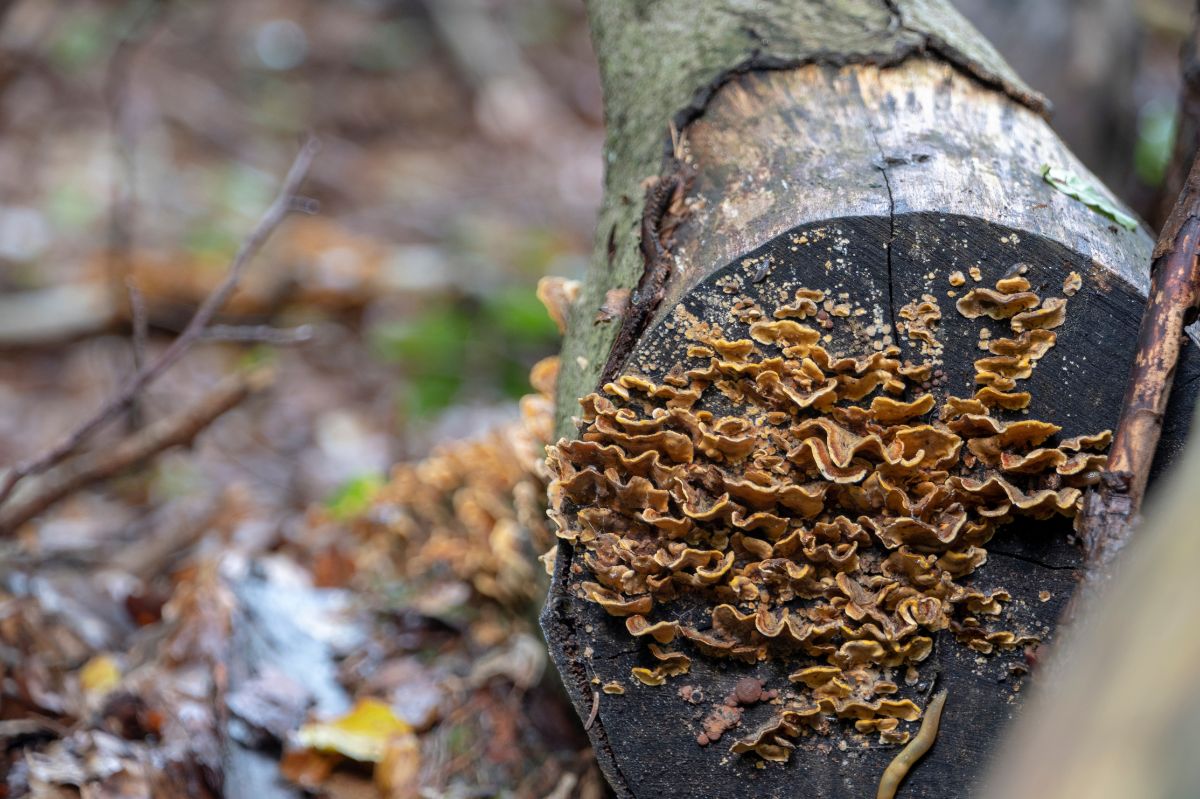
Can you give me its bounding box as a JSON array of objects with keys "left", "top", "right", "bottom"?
[
  {"left": 871, "top": 130, "right": 901, "bottom": 346},
  {"left": 986, "top": 547, "right": 1080, "bottom": 573}
]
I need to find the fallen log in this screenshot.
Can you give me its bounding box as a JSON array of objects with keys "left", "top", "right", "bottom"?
[{"left": 541, "top": 2, "right": 1200, "bottom": 797}]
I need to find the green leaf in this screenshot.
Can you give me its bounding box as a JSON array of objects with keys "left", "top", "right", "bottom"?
[
  {"left": 1134, "top": 100, "right": 1176, "bottom": 187},
  {"left": 1041, "top": 165, "right": 1138, "bottom": 232},
  {"left": 483, "top": 286, "right": 560, "bottom": 344},
  {"left": 370, "top": 305, "right": 471, "bottom": 368},
  {"left": 402, "top": 372, "right": 464, "bottom": 418},
  {"left": 326, "top": 474, "right": 384, "bottom": 520}
]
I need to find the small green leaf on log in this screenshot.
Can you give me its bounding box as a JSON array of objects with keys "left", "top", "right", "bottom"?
[{"left": 1041, "top": 165, "right": 1138, "bottom": 231}]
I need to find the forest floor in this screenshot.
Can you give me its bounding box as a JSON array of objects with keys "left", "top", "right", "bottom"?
[{"left": 0, "top": 1, "right": 607, "bottom": 796}]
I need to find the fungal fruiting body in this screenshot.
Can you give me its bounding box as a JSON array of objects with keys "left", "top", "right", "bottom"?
[{"left": 548, "top": 268, "right": 1108, "bottom": 762}]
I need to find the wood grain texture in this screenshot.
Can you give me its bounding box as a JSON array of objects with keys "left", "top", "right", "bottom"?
[{"left": 660, "top": 60, "right": 1152, "bottom": 322}]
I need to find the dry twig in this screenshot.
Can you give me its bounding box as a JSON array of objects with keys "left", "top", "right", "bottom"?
[
  {"left": 0, "top": 368, "right": 272, "bottom": 534},
  {"left": 200, "top": 323, "right": 316, "bottom": 346},
  {"left": 1074, "top": 152, "right": 1200, "bottom": 603},
  {"left": 0, "top": 136, "right": 320, "bottom": 513},
  {"left": 105, "top": 0, "right": 165, "bottom": 376}
]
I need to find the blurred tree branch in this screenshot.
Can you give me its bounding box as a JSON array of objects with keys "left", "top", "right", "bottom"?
[
  {"left": 0, "top": 135, "right": 320, "bottom": 526},
  {"left": 1155, "top": 1, "right": 1200, "bottom": 229},
  {"left": 105, "top": 0, "right": 169, "bottom": 427},
  {"left": 0, "top": 367, "right": 272, "bottom": 535}
]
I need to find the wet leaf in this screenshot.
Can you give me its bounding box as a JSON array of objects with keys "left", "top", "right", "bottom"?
[
  {"left": 1041, "top": 164, "right": 1138, "bottom": 231},
  {"left": 296, "top": 698, "right": 412, "bottom": 763}
]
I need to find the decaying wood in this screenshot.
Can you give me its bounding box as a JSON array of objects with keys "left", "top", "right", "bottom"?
[
  {"left": 0, "top": 368, "right": 271, "bottom": 535},
  {"left": 0, "top": 136, "right": 319, "bottom": 517},
  {"left": 1074, "top": 153, "right": 1200, "bottom": 601},
  {"left": 598, "top": 164, "right": 689, "bottom": 386},
  {"left": 657, "top": 60, "right": 1151, "bottom": 321},
  {"left": 552, "top": 0, "right": 1051, "bottom": 437},
  {"left": 979, "top": 397, "right": 1200, "bottom": 799},
  {"left": 543, "top": 2, "right": 1200, "bottom": 797}
]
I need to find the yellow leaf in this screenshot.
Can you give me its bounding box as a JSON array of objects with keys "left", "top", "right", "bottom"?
[
  {"left": 297, "top": 698, "right": 411, "bottom": 763},
  {"left": 79, "top": 654, "right": 120, "bottom": 699}
]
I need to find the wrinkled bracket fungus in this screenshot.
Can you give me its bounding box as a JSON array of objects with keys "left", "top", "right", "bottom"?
[
  {"left": 542, "top": 3, "right": 1200, "bottom": 798},
  {"left": 545, "top": 215, "right": 1200, "bottom": 797}
]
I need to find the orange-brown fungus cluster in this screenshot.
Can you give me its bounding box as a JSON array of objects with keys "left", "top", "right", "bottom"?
[
  {"left": 357, "top": 356, "right": 557, "bottom": 610},
  {"left": 548, "top": 271, "right": 1109, "bottom": 762}
]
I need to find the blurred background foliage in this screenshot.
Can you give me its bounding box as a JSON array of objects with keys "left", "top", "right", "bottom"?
[{"left": 0, "top": 0, "right": 603, "bottom": 464}]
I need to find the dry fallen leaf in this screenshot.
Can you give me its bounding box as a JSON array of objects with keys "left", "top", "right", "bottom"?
[
  {"left": 296, "top": 698, "right": 412, "bottom": 763},
  {"left": 375, "top": 733, "right": 421, "bottom": 798},
  {"left": 79, "top": 654, "right": 121, "bottom": 701}
]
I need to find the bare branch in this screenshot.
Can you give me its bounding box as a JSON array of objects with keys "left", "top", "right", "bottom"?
[
  {"left": 1071, "top": 150, "right": 1200, "bottom": 612},
  {"left": 0, "top": 368, "right": 272, "bottom": 535},
  {"left": 105, "top": 0, "right": 165, "bottom": 377},
  {"left": 126, "top": 277, "right": 149, "bottom": 372},
  {"left": 0, "top": 136, "right": 320, "bottom": 509},
  {"left": 199, "top": 323, "right": 316, "bottom": 346},
  {"left": 125, "top": 276, "right": 150, "bottom": 434}
]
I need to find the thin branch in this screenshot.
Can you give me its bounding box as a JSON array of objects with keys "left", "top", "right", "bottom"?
[
  {"left": 0, "top": 368, "right": 272, "bottom": 535},
  {"left": 125, "top": 276, "right": 150, "bottom": 429},
  {"left": 105, "top": 0, "right": 164, "bottom": 388},
  {"left": 199, "top": 323, "right": 315, "bottom": 345},
  {"left": 126, "top": 277, "right": 149, "bottom": 371},
  {"left": 1072, "top": 151, "right": 1200, "bottom": 607},
  {"left": 0, "top": 136, "right": 320, "bottom": 509}
]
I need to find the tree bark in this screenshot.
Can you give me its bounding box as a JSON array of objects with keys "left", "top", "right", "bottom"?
[{"left": 543, "top": 2, "right": 1200, "bottom": 797}]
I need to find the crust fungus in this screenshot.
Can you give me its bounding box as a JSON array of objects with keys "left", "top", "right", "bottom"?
[{"left": 548, "top": 266, "right": 1108, "bottom": 763}]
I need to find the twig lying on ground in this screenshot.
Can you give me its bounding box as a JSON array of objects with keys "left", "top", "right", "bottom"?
[
  {"left": 0, "top": 367, "right": 272, "bottom": 535},
  {"left": 1073, "top": 152, "right": 1200, "bottom": 607},
  {"left": 0, "top": 136, "right": 319, "bottom": 513},
  {"left": 200, "top": 323, "right": 316, "bottom": 345}
]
